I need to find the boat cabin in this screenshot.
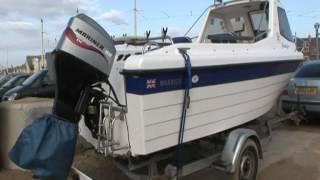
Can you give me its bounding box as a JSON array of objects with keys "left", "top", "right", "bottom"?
[{"left": 198, "top": 0, "right": 293, "bottom": 44}]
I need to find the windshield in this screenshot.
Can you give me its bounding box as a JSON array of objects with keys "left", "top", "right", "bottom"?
[
  {"left": 197, "top": 1, "right": 269, "bottom": 43},
  {"left": 0, "top": 76, "right": 5, "bottom": 82},
  {"left": 250, "top": 11, "right": 268, "bottom": 34},
  {"left": 0, "top": 76, "right": 10, "bottom": 86},
  {"left": 22, "top": 70, "right": 44, "bottom": 86},
  {"left": 3, "top": 76, "right": 19, "bottom": 87},
  {"left": 295, "top": 64, "right": 320, "bottom": 78}
]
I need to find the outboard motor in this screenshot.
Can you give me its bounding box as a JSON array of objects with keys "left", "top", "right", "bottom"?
[
  {"left": 53, "top": 14, "right": 116, "bottom": 123},
  {"left": 9, "top": 14, "right": 117, "bottom": 180}
]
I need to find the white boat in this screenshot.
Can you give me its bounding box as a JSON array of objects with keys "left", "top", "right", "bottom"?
[
  {"left": 52, "top": 0, "right": 303, "bottom": 157},
  {"left": 99, "top": 0, "right": 302, "bottom": 156},
  {"left": 8, "top": 1, "right": 303, "bottom": 179}
]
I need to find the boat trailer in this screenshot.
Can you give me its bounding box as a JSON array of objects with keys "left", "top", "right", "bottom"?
[
  {"left": 76, "top": 117, "right": 273, "bottom": 180},
  {"left": 73, "top": 107, "right": 306, "bottom": 180}
]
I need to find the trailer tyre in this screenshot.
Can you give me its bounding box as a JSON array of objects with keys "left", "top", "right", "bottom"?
[{"left": 228, "top": 139, "right": 259, "bottom": 180}]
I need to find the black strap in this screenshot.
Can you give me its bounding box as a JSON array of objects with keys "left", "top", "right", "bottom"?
[{"left": 175, "top": 48, "right": 192, "bottom": 178}]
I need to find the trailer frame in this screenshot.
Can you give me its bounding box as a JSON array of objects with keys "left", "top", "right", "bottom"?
[
  {"left": 76, "top": 105, "right": 305, "bottom": 180},
  {"left": 106, "top": 118, "right": 272, "bottom": 180}
]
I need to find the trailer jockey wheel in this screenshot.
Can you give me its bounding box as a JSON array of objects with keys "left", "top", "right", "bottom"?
[{"left": 228, "top": 139, "right": 259, "bottom": 180}]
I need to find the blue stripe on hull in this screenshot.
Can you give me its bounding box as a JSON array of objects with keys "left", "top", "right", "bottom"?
[{"left": 125, "top": 60, "right": 302, "bottom": 95}]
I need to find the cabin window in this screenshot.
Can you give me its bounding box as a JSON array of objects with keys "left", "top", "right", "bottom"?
[
  {"left": 203, "top": 2, "right": 270, "bottom": 44},
  {"left": 206, "top": 17, "right": 246, "bottom": 43},
  {"left": 208, "top": 18, "right": 226, "bottom": 35},
  {"left": 230, "top": 17, "right": 245, "bottom": 36},
  {"left": 278, "top": 7, "right": 293, "bottom": 42},
  {"left": 250, "top": 11, "right": 268, "bottom": 36}
]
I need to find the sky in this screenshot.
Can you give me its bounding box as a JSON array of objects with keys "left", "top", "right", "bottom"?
[{"left": 0, "top": 0, "right": 319, "bottom": 67}]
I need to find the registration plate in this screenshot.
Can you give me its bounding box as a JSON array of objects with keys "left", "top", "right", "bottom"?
[{"left": 295, "top": 86, "right": 318, "bottom": 96}]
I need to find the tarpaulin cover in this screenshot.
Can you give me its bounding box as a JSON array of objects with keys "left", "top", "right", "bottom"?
[{"left": 9, "top": 113, "right": 78, "bottom": 180}]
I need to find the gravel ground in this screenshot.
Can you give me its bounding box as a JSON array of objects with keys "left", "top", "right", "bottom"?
[
  {"left": 1, "top": 120, "right": 320, "bottom": 180},
  {"left": 257, "top": 120, "right": 320, "bottom": 180}
]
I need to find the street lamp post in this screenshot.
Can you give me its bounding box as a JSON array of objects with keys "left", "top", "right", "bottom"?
[
  {"left": 133, "top": 0, "right": 138, "bottom": 37},
  {"left": 41, "top": 18, "right": 45, "bottom": 70},
  {"left": 315, "top": 23, "right": 320, "bottom": 60},
  {"left": 6, "top": 47, "right": 8, "bottom": 74}
]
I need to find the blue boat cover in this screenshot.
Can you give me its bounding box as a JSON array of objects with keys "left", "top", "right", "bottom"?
[{"left": 9, "top": 113, "right": 78, "bottom": 180}]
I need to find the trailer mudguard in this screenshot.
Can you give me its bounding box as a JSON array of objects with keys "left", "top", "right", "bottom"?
[{"left": 214, "top": 128, "right": 263, "bottom": 173}]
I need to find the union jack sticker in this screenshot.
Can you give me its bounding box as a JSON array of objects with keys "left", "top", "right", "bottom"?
[{"left": 146, "top": 79, "right": 157, "bottom": 89}]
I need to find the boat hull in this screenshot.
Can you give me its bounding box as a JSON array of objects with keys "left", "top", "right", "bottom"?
[{"left": 124, "top": 60, "right": 301, "bottom": 156}]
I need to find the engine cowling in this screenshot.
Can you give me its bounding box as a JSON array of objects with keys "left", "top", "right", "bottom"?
[{"left": 52, "top": 14, "right": 116, "bottom": 123}]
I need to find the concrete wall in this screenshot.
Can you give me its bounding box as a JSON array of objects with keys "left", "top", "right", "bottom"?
[{"left": 0, "top": 98, "right": 53, "bottom": 170}]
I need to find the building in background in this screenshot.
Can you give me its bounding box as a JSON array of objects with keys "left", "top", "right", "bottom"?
[
  {"left": 0, "top": 53, "right": 51, "bottom": 76},
  {"left": 25, "top": 55, "right": 46, "bottom": 73},
  {"left": 0, "top": 64, "right": 27, "bottom": 75},
  {"left": 298, "top": 35, "right": 320, "bottom": 60}
]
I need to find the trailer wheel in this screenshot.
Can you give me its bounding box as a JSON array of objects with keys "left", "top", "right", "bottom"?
[{"left": 228, "top": 139, "right": 259, "bottom": 180}]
